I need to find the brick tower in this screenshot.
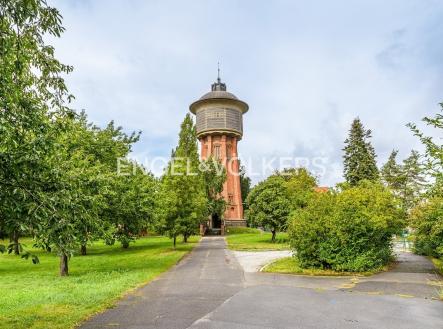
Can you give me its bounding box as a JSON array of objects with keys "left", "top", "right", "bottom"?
[{"left": 190, "top": 75, "right": 249, "bottom": 232}]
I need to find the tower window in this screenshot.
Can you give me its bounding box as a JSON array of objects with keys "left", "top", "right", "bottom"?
[
  {"left": 228, "top": 194, "right": 234, "bottom": 204},
  {"left": 213, "top": 145, "right": 221, "bottom": 159}
]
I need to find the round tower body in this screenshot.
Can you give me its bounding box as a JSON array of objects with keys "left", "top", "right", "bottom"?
[{"left": 190, "top": 79, "right": 248, "bottom": 230}]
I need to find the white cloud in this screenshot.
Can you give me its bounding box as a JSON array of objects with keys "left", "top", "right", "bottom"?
[{"left": 50, "top": 0, "right": 443, "bottom": 186}]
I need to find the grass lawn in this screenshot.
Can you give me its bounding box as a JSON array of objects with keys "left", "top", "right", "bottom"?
[
  {"left": 431, "top": 258, "right": 443, "bottom": 300},
  {"left": 263, "top": 257, "right": 386, "bottom": 276},
  {"left": 0, "top": 236, "right": 199, "bottom": 329},
  {"left": 432, "top": 257, "right": 443, "bottom": 275},
  {"left": 225, "top": 228, "right": 289, "bottom": 251}
]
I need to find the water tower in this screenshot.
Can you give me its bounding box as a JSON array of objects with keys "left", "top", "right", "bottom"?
[{"left": 190, "top": 74, "right": 249, "bottom": 232}]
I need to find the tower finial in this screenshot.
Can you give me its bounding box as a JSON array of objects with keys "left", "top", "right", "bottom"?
[{"left": 211, "top": 62, "right": 226, "bottom": 91}]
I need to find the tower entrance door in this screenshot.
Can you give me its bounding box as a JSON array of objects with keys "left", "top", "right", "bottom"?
[{"left": 211, "top": 214, "right": 221, "bottom": 229}]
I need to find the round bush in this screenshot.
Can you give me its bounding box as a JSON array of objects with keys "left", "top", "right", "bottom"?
[{"left": 289, "top": 181, "right": 405, "bottom": 272}]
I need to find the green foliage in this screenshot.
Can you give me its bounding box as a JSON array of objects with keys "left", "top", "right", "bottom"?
[
  {"left": 278, "top": 167, "right": 317, "bottom": 208},
  {"left": 0, "top": 236, "right": 198, "bottom": 329},
  {"left": 401, "top": 150, "right": 427, "bottom": 209},
  {"left": 343, "top": 118, "right": 379, "bottom": 186},
  {"left": 408, "top": 103, "right": 443, "bottom": 197},
  {"left": 0, "top": 0, "right": 73, "bottom": 260},
  {"left": 225, "top": 227, "right": 260, "bottom": 235},
  {"left": 226, "top": 231, "right": 289, "bottom": 251},
  {"left": 263, "top": 256, "right": 383, "bottom": 276},
  {"left": 246, "top": 175, "right": 291, "bottom": 241},
  {"left": 410, "top": 198, "right": 443, "bottom": 258},
  {"left": 105, "top": 164, "right": 157, "bottom": 249},
  {"left": 0, "top": 0, "right": 155, "bottom": 274},
  {"left": 239, "top": 162, "right": 251, "bottom": 209},
  {"left": 289, "top": 181, "right": 405, "bottom": 271},
  {"left": 381, "top": 150, "right": 403, "bottom": 191},
  {"left": 201, "top": 156, "right": 226, "bottom": 220},
  {"left": 157, "top": 114, "right": 207, "bottom": 246},
  {"left": 246, "top": 168, "right": 317, "bottom": 239},
  {"left": 381, "top": 150, "right": 426, "bottom": 210},
  {"left": 407, "top": 104, "right": 443, "bottom": 260}
]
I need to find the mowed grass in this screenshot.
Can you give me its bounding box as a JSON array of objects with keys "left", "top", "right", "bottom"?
[
  {"left": 432, "top": 257, "right": 443, "bottom": 276},
  {"left": 0, "top": 236, "right": 199, "bottom": 329},
  {"left": 226, "top": 228, "right": 289, "bottom": 251},
  {"left": 431, "top": 258, "right": 443, "bottom": 299},
  {"left": 263, "top": 257, "right": 387, "bottom": 276}
]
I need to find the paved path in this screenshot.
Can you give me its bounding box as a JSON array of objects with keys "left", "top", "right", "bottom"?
[
  {"left": 81, "top": 238, "right": 443, "bottom": 329},
  {"left": 351, "top": 251, "right": 443, "bottom": 299},
  {"left": 81, "top": 237, "right": 244, "bottom": 329}
]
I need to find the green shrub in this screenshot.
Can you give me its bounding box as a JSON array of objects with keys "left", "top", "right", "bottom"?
[
  {"left": 410, "top": 197, "right": 443, "bottom": 258},
  {"left": 289, "top": 181, "right": 405, "bottom": 272}
]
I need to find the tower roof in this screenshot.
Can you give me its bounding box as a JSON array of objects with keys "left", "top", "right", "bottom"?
[
  {"left": 190, "top": 77, "right": 248, "bottom": 114},
  {"left": 199, "top": 89, "right": 239, "bottom": 101}
]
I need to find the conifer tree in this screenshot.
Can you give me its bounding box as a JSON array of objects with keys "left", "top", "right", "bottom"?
[
  {"left": 157, "top": 114, "right": 207, "bottom": 247},
  {"left": 401, "top": 150, "right": 426, "bottom": 210},
  {"left": 381, "top": 149, "right": 426, "bottom": 211},
  {"left": 381, "top": 150, "right": 404, "bottom": 191},
  {"left": 343, "top": 118, "right": 379, "bottom": 186}
]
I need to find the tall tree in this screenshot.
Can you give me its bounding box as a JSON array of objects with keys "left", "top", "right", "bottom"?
[
  {"left": 408, "top": 104, "right": 443, "bottom": 197},
  {"left": 401, "top": 150, "right": 426, "bottom": 210},
  {"left": 157, "top": 114, "right": 207, "bottom": 247},
  {"left": 381, "top": 150, "right": 404, "bottom": 192},
  {"left": 246, "top": 175, "right": 291, "bottom": 242},
  {"left": 0, "top": 0, "right": 73, "bottom": 257},
  {"left": 381, "top": 149, "right": 426, "bottom": 211},
  {"left": 343, "top": 118, "right": 379, "bottom": 186},
  {"left": 277, "top": 167, "right": 317, "bottom": 209},
  {"left": 106, "top": 163, "right": 157, "bottom": 249}
]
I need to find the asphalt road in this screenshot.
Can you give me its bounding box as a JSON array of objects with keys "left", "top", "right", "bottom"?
[
  {"left": 81, "top": 237, "right": 244, "bottom": 329},
  {"left": 81, "top": 237, "right": 443, "bottom": 329}
]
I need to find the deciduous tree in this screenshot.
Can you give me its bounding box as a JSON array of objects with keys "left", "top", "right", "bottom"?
[
  {"left": 246, "top": 175, "right": 291, "bottom": 242},
  {"left": 408, "top": 105, "right": 443, "bottom": 197},
  {"left": 0, "top": 0, "right": 73, "bottom": 257}
]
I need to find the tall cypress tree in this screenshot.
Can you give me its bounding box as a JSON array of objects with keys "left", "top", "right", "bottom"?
[{"left": 343, "top": 118, "right": 379, "bottom": 186}]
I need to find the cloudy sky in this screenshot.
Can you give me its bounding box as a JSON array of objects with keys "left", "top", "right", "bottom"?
[{"left": 50, "top": 0, "right": 443, "bottom": 186}]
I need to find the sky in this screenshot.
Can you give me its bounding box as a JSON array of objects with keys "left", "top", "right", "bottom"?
[{"left": 49, "top": 0, "right": 443, "bottom": 186}]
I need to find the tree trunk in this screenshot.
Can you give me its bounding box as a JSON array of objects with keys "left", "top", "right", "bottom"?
[
  {"left": 183, "top": 234, "right": 188, "bottom": 243},
  {"left": 271, "top": 229, "right": 276, "bottom": 243},
  {"left": 60, "top": 253, "right": 69, "bottom": 276},
  {"left": 80, "top": 244, "right": 87, "bottom": 255},
  {"left": 173, "top": 235, "right": 177, "bottom": 249},
  {"left": 12, "top": 230, "right": 20, "bottom": 255},
  {"left": 122, "top": 241, "right": 129, "bottom": 249}
]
